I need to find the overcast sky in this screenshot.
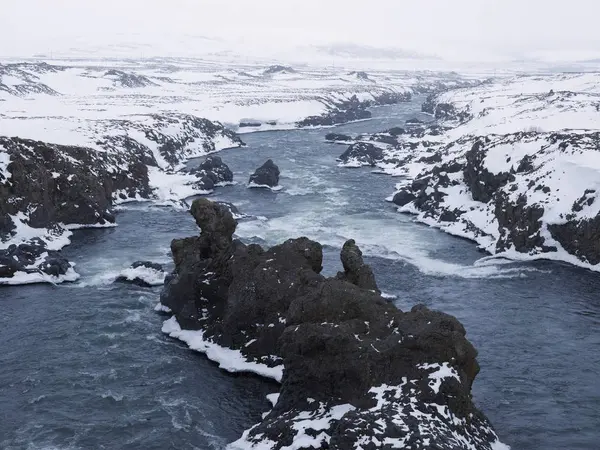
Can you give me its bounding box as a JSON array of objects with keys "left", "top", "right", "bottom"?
[{"left": 2, "top": 0, "right": 599, "bottom": 61}]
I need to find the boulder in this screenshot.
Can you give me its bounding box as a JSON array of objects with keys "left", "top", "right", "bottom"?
[
  {"left": 186, "top": 156, "right": 233, "bottom": 191},
  {"left": 393, "top": 189, "right": 417, "bottom": 207},
  {"left": 248, "top": 159, "right": 280, "bottom": 188},
  {"left": 115, "top": 261, "right": 167, "bottom": 287},
  {"left": 159, "top": 199, "right": 506, "bottom": 450},
  {"left": 338, "top": 142, "right": 384, "bottom": 166},
  {"left": 198, "top": 156, "right": 233, "bottom": 184},
  {"left": 387, "top": 126, "right": 406, "bottom": 136}
]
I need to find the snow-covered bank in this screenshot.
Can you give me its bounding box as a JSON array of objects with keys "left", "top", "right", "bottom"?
[{"left": 336, "top": 72, "right": 600, "bottom": 271}]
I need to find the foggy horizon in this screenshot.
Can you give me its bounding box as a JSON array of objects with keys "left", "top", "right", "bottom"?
[{"left": 2, "top": 0, "right": 600, "bottom": 63}]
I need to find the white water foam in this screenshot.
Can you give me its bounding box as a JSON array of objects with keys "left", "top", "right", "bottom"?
[{"left": 235, "top": 211, "right": 546, "bottom": 280}]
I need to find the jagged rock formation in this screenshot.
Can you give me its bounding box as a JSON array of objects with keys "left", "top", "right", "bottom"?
[
  {"left": 159, "top": 199, "right": 506, "bottom": 450},
  {"left": 248, "top": 159, "right": 280, "bottom": 188},
  {"left": 335, "top": 239, "right": 380, "bottom": 293},
  {"left": 185, "top": 155, "right": 234, "bottom": 191}
]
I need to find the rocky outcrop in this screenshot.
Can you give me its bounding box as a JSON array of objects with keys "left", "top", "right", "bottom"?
[
  {"left": 115, "top": 261, "right": 167, "bottom": 287},
  {"left": 337, "top": 142, "right": 385, "bottom": 167},
  {"left": 248, "top": 159, "right": 280, "bottom": 188},
  {"left": 297, "top": 95, "right": 372, "bottom": 127},
  {"left": 0, "top": 114, "right": 244, "bottom": 284},
  {"left": 159, "top": 199, "right": 506, "bottom": 450},
  {"left": 0, "top": 238, "right": 76, "bottom": 284},
  {"left": 0, "top": 136, "right": 149, "bottom": 235},
  {"left": 335, "top": 239, "right": 380, "bottom": 293},
  {"left": 185, "top": 156, "right": 234, "bottom": 191}
]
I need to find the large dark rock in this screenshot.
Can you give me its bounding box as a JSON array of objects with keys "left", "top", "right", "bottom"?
[
  {"left": 0, "top": 137, "right": 148, "bottom": 237},
  {"left": 159, "top": 199, "right": 505, "bottom": 449},
  {"left": 115, "top": 261, "right": 166, "bottom": 287},
  {"left": 338, "top": 142, "right": 384, "bottom": 166},
  {"left": 336, "top": 239, "right": 380, "bottom": 293},
  {"left": 393, "top": 189, "right": 417, "bottom": 207},
  {"left": 248, "top": 159, "right": 280, "bottom": 188},
  {"left": 186, "top": 155, "right": 233, "bottom": 191}
]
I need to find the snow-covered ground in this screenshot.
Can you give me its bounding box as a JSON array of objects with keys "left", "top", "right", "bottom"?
[{"left": 343, "top": 72, "right": 600, "bottom": 271}]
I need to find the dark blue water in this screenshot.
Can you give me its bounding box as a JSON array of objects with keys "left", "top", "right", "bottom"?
[{"left": 1, "top": 102, "right": 599, "bottom": 450}]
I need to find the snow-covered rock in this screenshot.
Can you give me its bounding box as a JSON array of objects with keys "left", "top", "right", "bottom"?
[{"left": 115, "top": 261, "right": 167, "bottom": 287}]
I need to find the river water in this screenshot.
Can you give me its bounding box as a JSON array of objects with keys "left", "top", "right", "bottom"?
[{"left": 1, "top": 102, "right": 599, "bottom": 450}]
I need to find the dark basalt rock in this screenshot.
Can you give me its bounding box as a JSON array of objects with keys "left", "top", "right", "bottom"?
[
  {"left": 336, "top": 239, "right": 380, "bottom": 293},
  {"left": 0, "top": 238, "right": 73, "bottom": 280},
  {"left": 434, "top": 102, "right": 472, "bottom": 123},
  {"left": 464, "top": 140, "right": 514, "bottom": 203},
  {"left": 338, "top": 142, "right": 384, "bottom": 166},
  {"left": 0, "top": 136, "right": 150, "bottom": 237},
  {"left": 194, "top": 155, "right": 234, "bottom": 185},
  {"left": 115, "top": 261, "right": 166, "bottom": 287},
  {"left": 393, "top": 189, "right": 417, "bottom": 207},
  {"left": 159, "top": 199, "right": 505, "bottom": 449},
  {"left": 495, "top": 192, "right": 548, "bottom": 254},
  {"left": 369, "top": 133, "right": 398, "bottom": 146},
  {"left": 249, "top": 159, "right": 280, "bottom": 188},
  {"left": 548, "top": 216, "right": 600, "bottom": 265},
  {"left": 387, "top": 126, "right": 406, "bottom": 136},
  {"left": 325, "top": 133, "right": 353, "bottom": 142},
  {"left": 214, "top": 201, "right": 243, "bottom": 219}
]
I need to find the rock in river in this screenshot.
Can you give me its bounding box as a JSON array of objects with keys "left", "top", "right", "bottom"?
[
  {"left": 248, "top": 159, "right": 280, "bottom": 189},
  {"left": 115, "top": 261, "right": 167, "bottom": 287},
  {"left": 158, "top": 199, "right": 507, "bottom": 450}
]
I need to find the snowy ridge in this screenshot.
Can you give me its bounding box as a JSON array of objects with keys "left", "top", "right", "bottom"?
[{"left": 338, "top": 72, "right": 600, "bottom": 270}]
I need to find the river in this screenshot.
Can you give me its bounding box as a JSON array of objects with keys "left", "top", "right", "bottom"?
[{"left": 1, "top": 101, "right": 599, "bottom": 450}]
